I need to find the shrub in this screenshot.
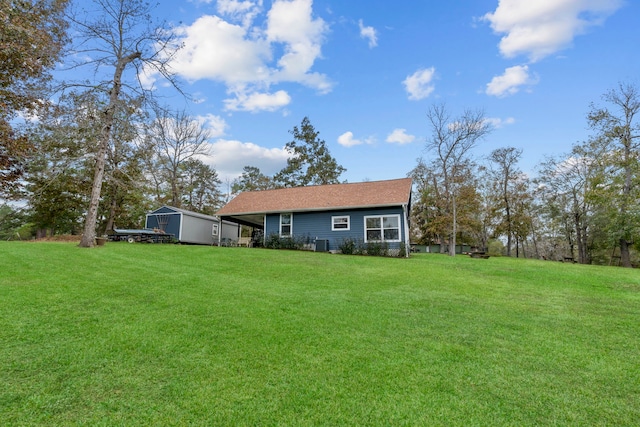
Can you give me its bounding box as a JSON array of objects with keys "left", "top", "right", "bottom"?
[
  {"left": 487, "top": 239, "right": 504, "bottom": 257},
  {"left": 366, "top": 241, "right": 388, "bottom": 257},
  {"left": 338, "top": 237, "right": 358, "bottom": 255},
  {"left": 263, "top": 233, "right": 306, "bottom": 250}
]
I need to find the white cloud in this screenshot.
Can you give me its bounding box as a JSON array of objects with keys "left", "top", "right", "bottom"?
[
  {"left": 216, "top": 0, "right": 263, "bottom": 28},
  {"left": 208, "top": 139, "right": 290, "bottom": 181},
  {"left": 224, "top": 90, "right": 291, "bottom": 112},
  {"left": 358, "top": 19, "right": 378, "bottom": 48},
  {"left": 337, "top": 131, "right": 363, "bottom": 147},
  {"left": 146, "top": 0, "right": 331, "bottom": 112},
  {"left": 337, "top": 131, "right": 375, "bottom": 147},
  {"left": 403, "top": 67, "right": 436, "bottom": 100},
  {"left": 486, "top": 65, "right": 537, "bottom": 97},
  {"left": 484, "top": 117, "right": 516, "bottom": 129},
  {"left": 168, "top": 15, "right": 271, "bottom": 85},
  {"left": 197, "top": 114, "right": 228, "bottom": 137},
  {"left": 265, "top": 0, "right": 331, "bottom": 91},
  {"left": 386, "top": 129, "right": 415, "bottom": 145},
  {"left": 483, "top": 0, "right": 623, "bottom": 62}
]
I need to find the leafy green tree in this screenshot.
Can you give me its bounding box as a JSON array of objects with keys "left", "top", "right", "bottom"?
[
  {"left": 232, "top": 166, "right": 275, "bottom": 194},
  {"left": 274, "top": 117, "right": 346, "bottom": 187},
  {"left": 181, "top": 159, "right": 223, "bottom": 215},
  {"left": 587, "top": 82, "right": 640, "bottom": 267},
  {"left": 0, "top": 205, "right": 29, "bottom": 240},
  {"left": 22, "top": 94, "right": 94, "bottom": 236},
  {"left": 0, "top": 0, "right": 70, "bottom": 198},
  {"left": 410, "top": 157, "right": 482, "bottom": 252}
]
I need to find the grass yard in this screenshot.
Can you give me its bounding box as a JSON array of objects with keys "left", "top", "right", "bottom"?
[{"left": 1, "top": 241, "right": 639, "bottom": 426}]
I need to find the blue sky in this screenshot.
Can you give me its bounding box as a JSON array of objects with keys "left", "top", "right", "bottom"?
[{"left": 143, "top": 0, "right": 639, "bottom": 184}]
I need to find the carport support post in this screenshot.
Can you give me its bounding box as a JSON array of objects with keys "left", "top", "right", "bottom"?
[{"left": 403, "top": 203, "right": 410, "bottom": 257}]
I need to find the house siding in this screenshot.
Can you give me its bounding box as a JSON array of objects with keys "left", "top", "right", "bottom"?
[{"left": 265, "top": 206, "right": 408, "bottom": 251}]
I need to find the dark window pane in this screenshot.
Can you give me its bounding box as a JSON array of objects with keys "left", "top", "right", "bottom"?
[
  {"left": 367, "top": 230, "right": 382, "bottom": 241},
  {"left": 384, "top": 229, "right": 399, "bottom": 240}
]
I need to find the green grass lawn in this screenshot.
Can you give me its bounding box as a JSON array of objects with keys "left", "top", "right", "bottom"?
[{"left": 1, "top": 241, "right": 639, "bottom": 426}]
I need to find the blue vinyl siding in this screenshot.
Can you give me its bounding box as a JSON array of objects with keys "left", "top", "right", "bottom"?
[{"left": 264, "top": 207, "right": 407, "bottom": 251}]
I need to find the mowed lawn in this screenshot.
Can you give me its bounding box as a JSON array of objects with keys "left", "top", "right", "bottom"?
[{"left": 1, "top": 242, "right": 639, "bottom": 426}]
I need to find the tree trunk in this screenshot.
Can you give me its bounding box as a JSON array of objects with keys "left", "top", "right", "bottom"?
[
  {"left": 574, "top": 211, "right": 585, "bottom": 264},
  {"left": 449, "top": 194, "right": 457, "bottom": 256},
  {"left": 104, "top": 197, "right": 117, "bottom": 233},
  {"left": 78, "top": 52, "right": 140, "bottom": 248},
  {"left": 620, "top": 238, "right": 633, "bottom": 268},
  {"left": 79, "top": 131, "right": 109, "bottom": 247}
]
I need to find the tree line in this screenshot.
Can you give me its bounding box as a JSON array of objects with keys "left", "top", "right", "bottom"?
[
  {"left": 1, "top": 0, "right": 638, "bottom": 267},
  {"left": 410, "top": 86, "right": 639, "bottom": 268}
]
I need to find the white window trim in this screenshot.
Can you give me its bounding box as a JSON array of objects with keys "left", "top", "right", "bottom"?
[
  {"left": 364, "top": 214, "right": 402, "bottom": 243},
  {"left": 279, "top": 213, "right": 293, "bottom": 237},
  {"left": 331, "top": 215, "right": 351, "bottom": 231},
  {"left": 212, "top": 223, "right": 219, "bottom": 236}
]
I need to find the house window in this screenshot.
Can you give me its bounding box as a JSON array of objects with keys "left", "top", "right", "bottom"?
[
  {"left": 212, "top": 223, "right": 219, "bottom": 236},
  {"left": 280, "top": 213, "right": 292, "bottom": 237},
  {"left": 364, "top": 215, "right": 401, "bottom": 242},
  {"left": 332, "top": 215, "right": 350, "bottom": 231}
]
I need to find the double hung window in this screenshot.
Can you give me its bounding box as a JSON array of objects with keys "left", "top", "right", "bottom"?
[
  {"left": 280, "top": 213, "right": 292, "bottom": 237},
  {"left": 364, "top": 215, "right": 401, "bottom": 242},
  {"left": 332, "top": 215, "right": 350, "bottom": 231}
]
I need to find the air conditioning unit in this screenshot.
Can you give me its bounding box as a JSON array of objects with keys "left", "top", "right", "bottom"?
[{"left": 315, "top": 239, "right": 329, "bottom": 252}]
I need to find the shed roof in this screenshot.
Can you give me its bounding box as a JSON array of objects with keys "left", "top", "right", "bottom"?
[
  {"left": 149, "top": 205, "right": 219, "bottom": 221},
  {"left": 217, "top": 178, "right": 413, "bottom": 216}
]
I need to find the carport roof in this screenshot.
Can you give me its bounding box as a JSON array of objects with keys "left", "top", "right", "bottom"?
[{"left": 217, "top": 178, "right": 412, "bottom": 217}]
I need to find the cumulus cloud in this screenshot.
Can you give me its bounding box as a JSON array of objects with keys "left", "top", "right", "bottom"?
[
  {"left": 337, "top": 131, "right": 375, "bottom": 147},
  {"left": 146, "top": 0, "right": 331, "bottom": 112},
  {"left": 337, "top": 131, "right": 363, "bottom": 147},
  {"left": 358, "top": 19, "right": 378, "bottom": 48},
  {"left": 208, "top": 139, "right": 290, "bottom": 180},
  {"left": 403, "top": 67, "right": 436, "bottom": 100},
  {"left": 386, "top": 128, "right": 415, "bottom": 145},
  {"left": 224, "top": 90, "right": 292, "bottom": 112},
  {"left": 265, "top": 0, "right": 331, "bottom": 90},
  {"left": 483, "top": 0, "right": 623, "bottom": 62},
  {"left": 167, "top": 15, "right": 271, "bottom": 85},
  {"left": 486, "top": 65, "right": 537, "bottom": 97},
  {"left": 197, "top": 114, "right": 228, "bottom": 137}
]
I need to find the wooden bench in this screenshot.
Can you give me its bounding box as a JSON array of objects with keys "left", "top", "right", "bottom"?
[{"left": 237, "top": 237, "right": 252, "bottom": 247}]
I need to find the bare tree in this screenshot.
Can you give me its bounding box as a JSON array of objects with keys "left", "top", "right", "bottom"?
[
  {"left": 425, "top": 104, "right": 492, "bottom": 256},
  {"left": 147, "top": 108, "right": 213, "bottom": 207},
  {"left": 488, "top": 147, "right": 523, "bottom": 256},
  {"left": 65, "top": 0, "right": 181, "bottom": 247}
]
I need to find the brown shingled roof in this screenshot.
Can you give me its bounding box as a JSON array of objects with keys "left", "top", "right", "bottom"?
[{"left": 217, "top": 178, "right": 412, "bottom": 215}]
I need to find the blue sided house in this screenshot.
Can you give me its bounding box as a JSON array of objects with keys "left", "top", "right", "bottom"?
[{"left": 216, "top": 178, "right": 413, "bottom": 256}]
